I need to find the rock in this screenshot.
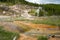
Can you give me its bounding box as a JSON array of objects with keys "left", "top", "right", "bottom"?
[{"left": 0, "top": 5, "right": 9, "bottom": 11}]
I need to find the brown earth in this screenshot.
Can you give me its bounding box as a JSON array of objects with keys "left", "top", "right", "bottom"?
[
  {"left": 0, "top": 21, "right": 60, "bottom": 40},
  {"left": 13, "top": 21, "right": 60, "bottom": 40},
  {"left": 49, "top": 37, "right": 60, "bottom": 40},
  {"left": 17, "top": 34, "right": 37, "bottom": 40},
  {"left": 13, "top": 21, "right": 59, "bottom": 34},
  {"left": 13, "top": 21, "right": 57, "bottom": 29}
]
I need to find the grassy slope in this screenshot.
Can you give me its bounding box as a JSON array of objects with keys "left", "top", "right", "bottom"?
[{"left": 19, "top": 0, "right": 60, "bottom": 16}]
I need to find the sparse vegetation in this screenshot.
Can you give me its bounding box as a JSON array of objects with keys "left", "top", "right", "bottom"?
[
  {"left": 15, "top": 16, "right": 60, "bottom": 27},
  {"left": 37, "top": 36, "right": 48, "bottom": 40},
  {"left": 31, "top": 16, "right": 60, "bottom": 26},
  {"left": 0, "top": 26, "right": 19, "bottom": 40}
]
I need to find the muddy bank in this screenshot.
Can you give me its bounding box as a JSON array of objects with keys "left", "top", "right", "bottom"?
[{"left": 0, "top": 22, "right": 26, "bottom": 33}]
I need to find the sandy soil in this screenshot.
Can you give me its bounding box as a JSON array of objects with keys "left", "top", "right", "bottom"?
[{"left": 17, "top": 34, "right": 37, "bottom": 40}]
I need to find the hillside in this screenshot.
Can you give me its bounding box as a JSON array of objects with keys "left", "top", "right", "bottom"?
[{"left": 0, "top": 0, "right": 60, "bottom": 16}]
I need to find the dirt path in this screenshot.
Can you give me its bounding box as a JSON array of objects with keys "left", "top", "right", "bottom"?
[{"left": 17, "top": 34, "right": 37, "bottom": 40}]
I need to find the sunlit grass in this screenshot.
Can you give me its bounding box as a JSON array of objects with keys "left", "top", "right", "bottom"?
[{"left": 0, "top": 26, "right": 19, "bottom": 40}]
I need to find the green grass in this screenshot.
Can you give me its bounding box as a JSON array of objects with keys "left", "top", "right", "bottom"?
[
  {"left": 28, "top": 9, "right": 36, "bottom": 16},
  {"left": 2, "top": 16, "right": 60, "bottom": 27},
  {"left": 31, "top": 17, "right": 60, "bottom": 26},
  {"left": 15, "top": 16, "right": 60, "bottom": 26},
  {"left": 32, "top": 19, "right": 60, "bottom": 25},
  {"left": 0, "top": 26, "right": 19, "bottom": 40},
  {"left": 37, "top": 36, "right": 48, "bottom": 40}
]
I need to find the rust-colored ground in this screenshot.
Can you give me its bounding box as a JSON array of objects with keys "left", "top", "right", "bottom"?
[
  {"left": 14, "top": 21, "right": 60, "bottom": 40},
  {"left": 0, "top": 21, "right": 60, "bottom": 40},
  {"left": 13, "top": 21, "right": 57, "bottom": 29},
  {"left": 13, "top": 21, "right": 59, "bottom": 33}
]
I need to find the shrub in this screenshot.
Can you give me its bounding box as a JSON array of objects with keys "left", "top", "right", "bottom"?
[{"left": 37, "top": 36, "right": 48, "bottom": 40}]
